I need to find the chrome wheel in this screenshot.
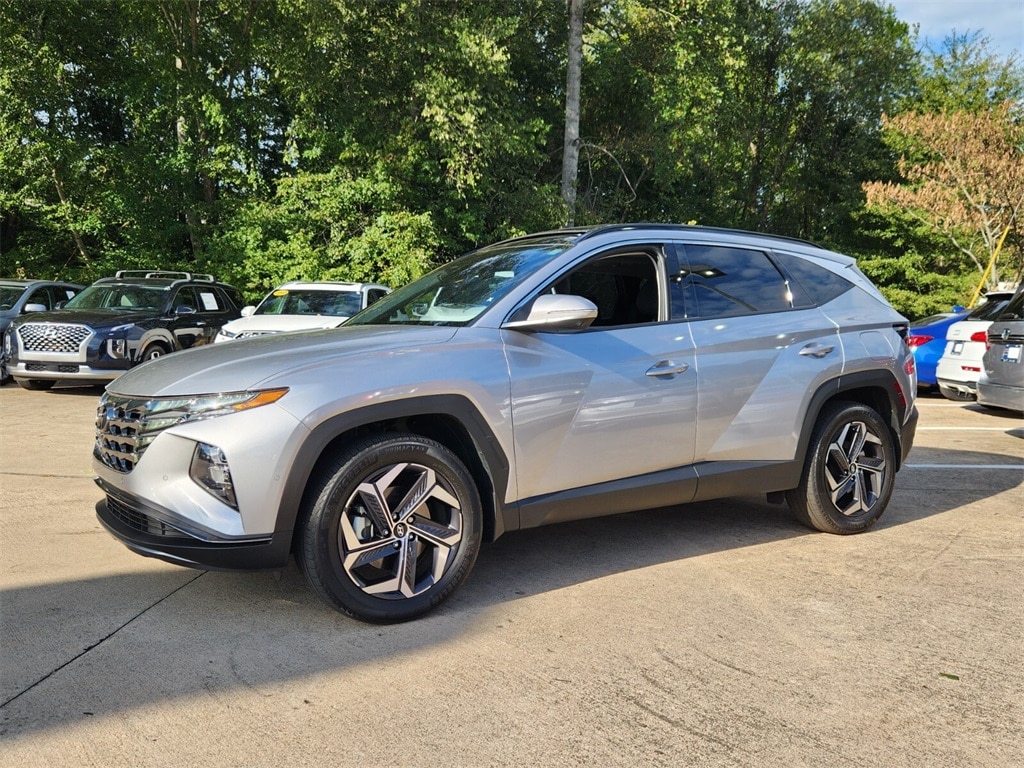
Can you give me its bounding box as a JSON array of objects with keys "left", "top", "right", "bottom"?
[
  {"left": 340, "top": 461, "right": 464, "bottom": 599},
  {"left": 298, "top": 433, "right": 482, "bottom": 622},
  {"left": 824, "top": 421, "right": 887, "bottom": 516},
  {"left": 787, "top": 401, "right": 895, "bottom": 535}
]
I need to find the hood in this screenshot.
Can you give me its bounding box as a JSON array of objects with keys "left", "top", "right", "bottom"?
[
  {"left": 11, "top": 307, "right": 160, "bottom": 329},
  {"left": 221, "top": 314, "right": 348, "bottom": 336},
  {"left": 108, "top": 324, "right": 459, "bottom": 397}
]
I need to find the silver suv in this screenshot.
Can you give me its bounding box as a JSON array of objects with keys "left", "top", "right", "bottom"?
[{"left": 94, "top": 225, "right": 919, "bottom": 622}]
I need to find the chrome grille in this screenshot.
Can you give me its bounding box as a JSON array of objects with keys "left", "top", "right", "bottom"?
[
  {"left": 94, "top": 393, "right": 191, "bottom": 473},
  {"left": 18, "top": 323, "right": 91, "bottom": 353}
]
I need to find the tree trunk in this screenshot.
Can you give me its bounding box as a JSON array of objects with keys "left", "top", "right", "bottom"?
[{"left": 561, "top": 0, "right": 585, "bottom": 226}]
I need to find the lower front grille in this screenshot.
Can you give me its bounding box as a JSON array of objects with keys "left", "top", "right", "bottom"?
[
  {"left": 105, "top": 494, "right": 192, "bottom": 538},
  {"left": 26, "top": 362, "right": 80, "bottom": 373}
]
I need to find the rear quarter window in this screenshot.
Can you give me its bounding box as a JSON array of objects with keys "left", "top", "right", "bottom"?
[{"left": 771, "top": 251, "right": 854, "bottom": 308}]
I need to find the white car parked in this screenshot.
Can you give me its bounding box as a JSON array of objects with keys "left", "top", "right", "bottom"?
[
  {"left": 214, "top": 281, "right": 391, "bottom": 342},
  {"left": 935, "top": 290, "right": 1016, "bottom": 401}
]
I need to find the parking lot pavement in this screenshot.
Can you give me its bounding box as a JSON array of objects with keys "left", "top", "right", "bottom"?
[{"left": 1, "top": 384, "right": 1022, "bottom": 767}]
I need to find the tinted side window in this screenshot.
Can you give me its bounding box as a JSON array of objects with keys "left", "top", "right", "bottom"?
[
  {"left": 551, "top": 252, "right": 660, "bottom": 327},
  {"left": 680, "top": 245, "right": 790, "bottom": 319},
  {"left": 772, "top": 251, "right": 853, "bottom": 308}
]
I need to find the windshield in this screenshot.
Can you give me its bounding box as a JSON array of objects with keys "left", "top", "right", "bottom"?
[
  {"left": 348, "top": 238, "right": 575, "bottom": 327},
  {"left": 64, "top": 284, "right": 167, "bottom": 311},
  {"left": 255, "top": 288, "right": 362, "bottom": 317},
  {"left": 0, "top": 287, "right": 24, "bottom": 310},
  {"left": 969, "top": 295, "right": 1013, "bottom": 321}
]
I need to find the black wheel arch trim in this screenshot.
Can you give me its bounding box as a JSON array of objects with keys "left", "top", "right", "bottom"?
[
  {"left": 798, "top": 369, "right": 916, "bottom": 474},
  {"left": 276, "top": 394, "right": 513, "bottom": 548}
]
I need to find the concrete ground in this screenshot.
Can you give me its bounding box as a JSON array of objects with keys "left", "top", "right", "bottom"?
[{"left": 1, "top": 384, "right": 1021, "bottom": 767}]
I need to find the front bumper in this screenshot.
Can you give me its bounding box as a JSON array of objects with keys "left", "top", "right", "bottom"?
[
  {"left": 95, "top": 483, "right": 293, "bottom": 571},
  {"left": 10, "top": 361, "right": 124, "bottom": 382}
]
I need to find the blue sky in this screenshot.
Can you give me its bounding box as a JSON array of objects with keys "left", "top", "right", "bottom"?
[{"left": 886, "top": 0, "right": 1024, "bottom": 61}]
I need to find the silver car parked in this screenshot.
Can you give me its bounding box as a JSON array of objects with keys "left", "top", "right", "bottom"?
[
  {"left": 92, "top": 225, "right": 919, "bottom": 622},
  {"left": 977, "top": 286, "right": 1024, "bottom": 413}
]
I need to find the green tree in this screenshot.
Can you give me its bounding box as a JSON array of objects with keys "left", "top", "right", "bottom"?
[{"left": 858, "top": 32, "right": 1024, "bottom": 315}]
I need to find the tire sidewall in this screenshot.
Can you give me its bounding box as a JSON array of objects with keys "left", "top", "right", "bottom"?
[
  {"left": 803, "top": 402, "right": 895, "bottom": 534},
  {"left": 301, "top": 434, "right": 482, "bottom": 623}
]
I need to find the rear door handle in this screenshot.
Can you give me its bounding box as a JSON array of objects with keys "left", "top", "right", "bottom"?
[
  {"left": 646, "top": 360, "right": 689, "bottom": 378},
  {"left": 799, "top": 343, "right": 835, "bottom": 358}
]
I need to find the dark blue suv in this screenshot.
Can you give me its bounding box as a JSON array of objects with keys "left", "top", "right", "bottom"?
[{"left": 4, "top": 271, "right": 243, "bottom": 390}]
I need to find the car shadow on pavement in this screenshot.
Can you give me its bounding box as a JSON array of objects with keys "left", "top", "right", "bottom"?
[{"left": 1, "top": 447, "right": 1020, "bottom": 738}]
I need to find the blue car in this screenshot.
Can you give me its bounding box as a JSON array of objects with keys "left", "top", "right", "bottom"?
[{"left": 909, "top": 310, "right": 970, "bottom": 387}]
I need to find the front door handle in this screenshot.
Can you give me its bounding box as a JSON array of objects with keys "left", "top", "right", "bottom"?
[
  {"left": 646, "top": 360, "right": 689, "bottom": 378},
  {"left": 799, "top": 343, "right": 835, "bottom": 358}
]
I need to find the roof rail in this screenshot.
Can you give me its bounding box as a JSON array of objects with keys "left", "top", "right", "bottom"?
[
  {"left": 576, "top": 223, "right": 821, "bottom": 249},
  {"left": 114, "top": 270, "right": 215, "bottom": 282}
]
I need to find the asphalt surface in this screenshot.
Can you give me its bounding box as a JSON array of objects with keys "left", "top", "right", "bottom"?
[{"left": 1, "top": 383, "right": 1022, "bottom": 767}]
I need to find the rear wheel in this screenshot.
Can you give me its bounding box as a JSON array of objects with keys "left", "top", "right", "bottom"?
[
  {"left": 297, "top": 433, "right": 482, "bottom": 623},
  {"left": 16, "top": 379, "right": 56, "bottom": 391},
  {"left": 787, "top": 401, "right": 895, "bottom": 535}
]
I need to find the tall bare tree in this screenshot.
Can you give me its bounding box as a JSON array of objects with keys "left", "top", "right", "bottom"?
[{"left": 561, "top": 0, "right": 585, "bottom": 225}]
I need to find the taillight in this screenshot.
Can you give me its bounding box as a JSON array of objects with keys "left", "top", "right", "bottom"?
[
  {"left": 970, "top": 330, "right": 990, "bottom": 350},
  {"left": 907, "top": 334, "right": 932, "bottom": 348}
]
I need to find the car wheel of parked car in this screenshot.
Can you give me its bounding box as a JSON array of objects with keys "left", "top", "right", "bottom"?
[
  {"left": 297, "top": 433, "right": 483, "bottom": 623},
  {"left": 142, "top": 343, "right": 169, "bottom": 362},
  {"left": 16, "top": 379, "right": 56, "bottom": 391},
  {"left": 787, "top": 401, "right": 895, "bottom": 535}
]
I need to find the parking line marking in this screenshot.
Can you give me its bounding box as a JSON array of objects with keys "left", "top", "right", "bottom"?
[
  {"left": 917, "top": 427, "right": 1019, "bottom": 431},
  {"left": 906, "top": 464, "right": 1024, "bottom": 469}
]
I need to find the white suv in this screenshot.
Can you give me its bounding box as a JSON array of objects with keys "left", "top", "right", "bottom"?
[
  {"left": 214, "top": 281, "right": 391, "bottom": 342},
  {"left": 935, "top": 290, "right": 1016, "bottom": 401},
  {"left": 94, "top": 225, "right": 918, "bottom": 622}
]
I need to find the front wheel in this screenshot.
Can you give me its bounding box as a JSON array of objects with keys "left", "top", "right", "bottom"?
[
  {"left": 787, "top": 401, "right": 895, "bottom": 535},
  {"left": 297, "top": 433, "right": 482, "bottom": 623},
  {"left": 141, "top": 343, "right": 169, "bottom": 362}
]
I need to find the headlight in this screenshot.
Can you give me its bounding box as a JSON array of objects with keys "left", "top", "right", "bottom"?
[
  {"left": 3, "top": 330, "right": 11, "bottom": 356},
  {"left": 97, "top": 388, "right": 289, "bottom": 457}
]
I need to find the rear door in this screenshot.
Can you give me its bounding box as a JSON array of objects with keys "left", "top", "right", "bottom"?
[{"left": 675, "top": 242, "right": 845, "bottom": 465}]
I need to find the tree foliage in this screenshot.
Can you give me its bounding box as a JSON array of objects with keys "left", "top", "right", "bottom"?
[
  {"left": 864, "top": 105, "right": 1024, "bottom": 288},
  {"left": 1, "top": 0, "right": 1019, "bottom": 315}
]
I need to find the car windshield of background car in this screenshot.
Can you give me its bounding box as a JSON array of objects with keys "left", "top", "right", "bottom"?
[
  {"left": 64, "top": 285, "right": 166, "bottom": 311},
  {"left": 256, "top": 289, "right": 363, "bottom": 317},
  {"left": 0, "top": 287, "right": 23, "bottom": 309},
  {"left": 348, "top": 240, "right": 574, "bottom": 327}
]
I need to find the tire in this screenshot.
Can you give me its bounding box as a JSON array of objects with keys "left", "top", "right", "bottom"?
[
  {"left": 296, "top": 432, "right": 482, "bottom": 623},
  {"left": 787, "top": 401, "right": 895, "bottom": 535},
  {"left": 16, "top": 378, "right": 56, "bottom": 391},
  {"left": 141, "top": 343, "right": 169, "bottom": 362}
]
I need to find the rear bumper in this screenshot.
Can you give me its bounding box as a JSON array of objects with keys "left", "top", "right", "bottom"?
[
  {"left": 976, "top": 381, "right": 1024, "bottom": 413},
  {"left": 900, "top": 406, "right": 919, "bottom": 466}
]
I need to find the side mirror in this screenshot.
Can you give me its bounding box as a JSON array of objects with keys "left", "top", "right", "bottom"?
[
  {"left": 23, "top": 303, "right": 48, "bottom": 313},
  {"left": 502, "top": 294, "right": 598, "bottom": 332},
  {"left": 241, "top": 306, "right": 256, "bottom": 317}
]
